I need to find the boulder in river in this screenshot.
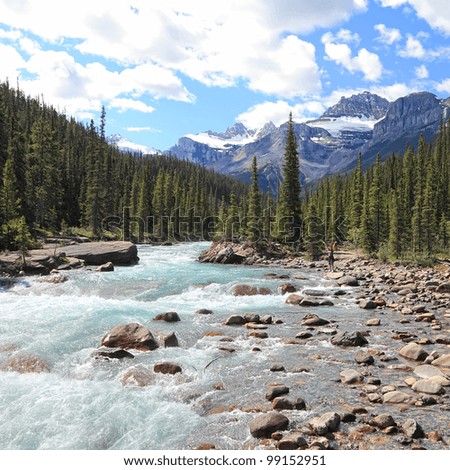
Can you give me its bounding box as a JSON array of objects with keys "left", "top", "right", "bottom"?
[
  {"left": 265, "top": 385, "right": 289, "bottom": 401},
  {"left": 154, "top": 362, "right": 182, "bottom": 374},
  {"left": 249, "top": 412, "right": 289, "bottom": 438},
  {"left": 224, "top": 315, "right": 246, "bottom": 326},
  {"left": 0, "top": 354, "right": 50, "bottom": 373},
  {"left": 355, "top": 351, "right": 374, "bottom": 365},
  {"left": 331, "top": 331, "right": 368, "bottom": 347},
  {"left": 91, "top": 348, "right": 135, "bottom": 360},
  {"left": 285, "top": 294, "right": 303, "bottom": 305},
  {"left": 337, "top": 276, "right": 359, "bottom": 287},
  {"left": 299, "top": 297, "right": 320, "bottom": 307},
  {"left": 402, "top": 419, "right": 425, "bottom": 439},
  {"left": 121, "top": 366, "right": 154, "bottom": 387},
  {"left": 272, "top": 397, "right": 306, "bottom": 410},
  {"left": 359, "top": 300, "right": 377, "bottom": 310},
  {"left": 302, "top": 289, "right": 327, "bottom": 297},
  {"left": 398, "top": 342, "right": 428, "bottom": 362},
  {"left": 232, "top": 284, "right": 271, "bottom": 296},
  {"left": 411, "top": 379, "right": 445, "bottom": 395},
  {"left": 196, "top": 309, "right": 213, "bottom": 315},
  {"left": 277, "top": 433, "right": 307, "bottom": 450},
  {"left": 413, "top": 364, "right": 445, "bottom": 379},
  {"left": 340, "top": 368, "right": 363, "bottom": 384},
  {"left": 371, "top": 414, "right": 396, "bottom": 429},
  {"left": 30, "top": 241, "right": 139, "bottom": 266},
  {"left": 301, "top": 313, "right": 330, "bottom": 326},
  {"left": 95, "top": 262, "right": 114, "bottom": 272},
  {"left": 382, "top": 391, "right": 414, "bottom": 404},
  {"left": 280, "top": 283, "right": 297, "bottom": 294},
  {"left": 431, "top": 354, "right": 450, "bottom": 368},
  {"left": 309, "top": 412, "right": 340, "bottom": 436},
  {"left": 101, "top": 323, "right": 159, "bottom": 351},
  {"left": 153, "top": 311, "right": 181, "bottom": 322},
  {"left": 163, "top": 332, "right": 179, "bottom": 348}
]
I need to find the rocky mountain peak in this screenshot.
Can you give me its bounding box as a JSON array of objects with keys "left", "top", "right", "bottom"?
[
  {"left": 224, "top": 122, "right": 250, "bottom": 137},
  {"left": 254, "top": 121, "right": 277, "bottom": 140},
  {"left": 322, "top": 91, "right": 389, "bottom": 120}
]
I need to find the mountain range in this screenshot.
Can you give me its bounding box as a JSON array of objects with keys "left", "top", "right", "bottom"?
[{"left": 111, "top": 91, "right": 450, "bottom": 192}]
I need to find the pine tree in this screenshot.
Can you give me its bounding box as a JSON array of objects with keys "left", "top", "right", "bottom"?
[
  {"left": 304, "top": 197, "right": 323, "bottom": 260},
  {"left": 0, "top": 158, "right": 21, "bottom": 223},
  {"left": 360, "top": 176, "right": 375, "bottom": 253},
  {"left": 136, "top": 166, "right": 152, "bottom": 241},
  {"left": 216, "top": 195, "right": 227, "bottom": 240},
  {"left": 411, "top": 136, "right": 427, "bottom": 253},
  {"left": 350, "top": 153, "right": 363, "bottom": 239},
  {"left": 368, "top": 154, "right": 386, "bottom": 251},
  {"left": 225, "top": 193, "right": 239, "bottom": 241},
  {"left": 278, "top": 113, "right": 301, "bottom": 244},
  {"left": 152, "top": 170, "right": 165, "bottom": 239},
  {"left": 247, "top": 156, "right": 263, "bottom": 242},
  {"left": 388, "top": 190, "right": 401, "bottom": 259}
]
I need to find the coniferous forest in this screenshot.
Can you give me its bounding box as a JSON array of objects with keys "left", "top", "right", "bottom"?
[
  {"left": 0, "top": 81, "right": 249, "bottom": 250},
  {"left": 0, "top": 80, "right": 449, "bottom": 262}
]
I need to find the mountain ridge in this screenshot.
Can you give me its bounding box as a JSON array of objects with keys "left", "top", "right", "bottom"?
[{"left": 112, "top": 91, "right": 450, "bottom": 191}]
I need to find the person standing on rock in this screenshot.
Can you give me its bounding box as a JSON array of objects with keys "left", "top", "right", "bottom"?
[{"left": 323, "top": 241, "right": 337, "bottom": 272}]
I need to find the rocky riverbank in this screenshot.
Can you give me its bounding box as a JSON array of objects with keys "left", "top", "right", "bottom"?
[
  {"left": 0, "top": 240, "right": 138, "bottom": 277},
  {"left": 196, "top": 241, "right": 450, "bottom": 449}
]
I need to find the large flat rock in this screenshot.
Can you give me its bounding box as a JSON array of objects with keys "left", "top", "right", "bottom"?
[{"left": 30, "top": 241, "right": 138, "bottom": 266}]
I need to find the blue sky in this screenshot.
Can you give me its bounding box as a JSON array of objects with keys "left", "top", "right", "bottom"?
[{"left": 0, "top": 0, "right": 449, "bottom": 151}]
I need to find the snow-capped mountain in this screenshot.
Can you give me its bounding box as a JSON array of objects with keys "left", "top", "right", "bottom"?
[
  {"left": 166, "top": 91, "right": 449, "bottom": 192},
  {"left": 107, "top": 134, "right": 160, "bottom": 155}
]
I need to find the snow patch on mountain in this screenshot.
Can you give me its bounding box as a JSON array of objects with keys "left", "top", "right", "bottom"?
[
  {"left": 184, "top": 122, "right": 258, "bottom": 150},
  {"left": 184, "top": 131, "right": 256, "bottom": 150},
  {"left": 307, "top": 116, "right": 382, "bottom": 138},
  {"left": 107, "top": 134, "right": 160, "bottom": 155}
]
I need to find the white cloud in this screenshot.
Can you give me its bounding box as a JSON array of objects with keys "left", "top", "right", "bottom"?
[
  {"left": 415, "top": 64, "right": 429, "bottom": 79},
  {"left": 236, "top": 99, "right": 325, "bottom": 129},
  {"left": 18, "top": 37, "right": 41, "bottom": 55},
  {"left": 378, "top": 0, "right": 450, "bottom": 35},
  {"left": 374, "top": 24, "right": 402, "bottom": 44},
  {"left": 436, "top": 79, "right": 450, "bottom": 94},
  {"left": 244, "top": 36, "right": 321, "bottom": 97},
  {"left": 322, "top": 33, "right": 383, "bottom": 81},
  {"left": 126, "top": 127, "right": 161, "bottom": 133},
  {"left": 367, "top": 83, "right": 420, "bottom": 101},
  {"left": 110, "top": 98, "right": 155, "bottom": 113},
  {"left": 0, "top": 27, "right": 21, "bottom": 40},
  {"left": 0, "top": 45, "right": 194, "bottom": 117},
  {"left": 398, "top": 35, "right": 426, "bottom": 58},
  {"left": 0, "top": 0, "right": 370, "bottom": 100},
  {"left": 0, "top": 43, "right": 26, "bottom": 81},
  {"left": 322, "top": 29, "right": 360, "bottom": 45},
  {"left": 378, "top": 0, "right": 406, "bottom": 7}
]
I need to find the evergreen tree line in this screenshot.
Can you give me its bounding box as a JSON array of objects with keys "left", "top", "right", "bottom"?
[
  {"left": 1, "top": 79, "right": 448, "bottom": 261},
  {"left": 0, "top": 81, "right": 250, "bottom": 249}
]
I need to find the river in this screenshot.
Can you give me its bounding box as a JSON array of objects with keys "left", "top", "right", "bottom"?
[{"left": 0, "top": 242, "right": 448, "bottom": 449}]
